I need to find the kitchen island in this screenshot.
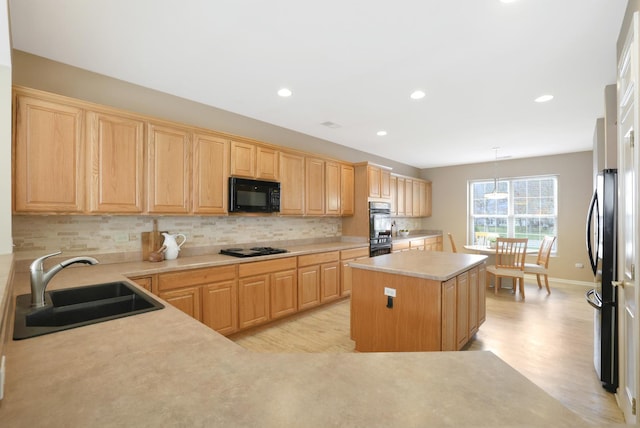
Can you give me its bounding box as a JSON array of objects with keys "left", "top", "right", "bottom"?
[{"left": 350, "top": 250, "right": 487, "bottom": 352}]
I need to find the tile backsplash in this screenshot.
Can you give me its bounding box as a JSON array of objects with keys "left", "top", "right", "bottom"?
[{"left": 12, "top": 215, "right": 425, "bottom": 261}]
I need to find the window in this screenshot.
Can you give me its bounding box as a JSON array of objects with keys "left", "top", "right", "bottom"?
[{"left": 469, "top": 175, "right": 557, "bottom": 250}]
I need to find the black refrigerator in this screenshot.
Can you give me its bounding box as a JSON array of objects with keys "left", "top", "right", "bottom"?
[{"left": 585, "top": 168, "right": 618, "bottom": 393}]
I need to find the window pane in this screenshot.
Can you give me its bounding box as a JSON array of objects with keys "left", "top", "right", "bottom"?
[{"left": 469, "top": 176, "right": 557, "bottom": 250}]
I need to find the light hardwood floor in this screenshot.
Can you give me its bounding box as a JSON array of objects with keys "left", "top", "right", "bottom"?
[{"left": 229, "top": 279, "right": 625, "bottom": 425}]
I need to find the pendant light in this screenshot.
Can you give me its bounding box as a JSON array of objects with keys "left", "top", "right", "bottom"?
[{"left": 485, "top": 147, "right": 509, "bottom": 200}]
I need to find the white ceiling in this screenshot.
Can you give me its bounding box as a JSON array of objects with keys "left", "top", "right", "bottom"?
[{"left": 8, "top": 0, "right": 628, "bottom": 168}]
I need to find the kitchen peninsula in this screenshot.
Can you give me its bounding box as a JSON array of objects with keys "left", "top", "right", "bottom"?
[
  {"left": 350, "top": 251, "right": 487, "bottom": 352},
  {"left": 0, "top": 251, "right": 593, "bottom": 427}
]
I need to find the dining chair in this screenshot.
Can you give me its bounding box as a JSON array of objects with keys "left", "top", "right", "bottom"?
[
  {"left": 486, "top": 238, "right": 528, "bottom": 298},
  {"left": 523, "top": 236, "right": 556, "bottom": 294},
  {"left": 447, "top": 233, "right": 458, "bottom": 253}
]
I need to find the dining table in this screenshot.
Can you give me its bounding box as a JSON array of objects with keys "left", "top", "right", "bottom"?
[{"left": 463, "top": 244, "right": 537, "bottom": 291}]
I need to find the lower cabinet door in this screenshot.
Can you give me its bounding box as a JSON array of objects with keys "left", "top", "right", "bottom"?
[
  {"left": 270, "top": 269, "right": 298, "bottom": 319},
  {"left": 239, "top": 275, "right": 270, "bottom": 329},
  {"left": 298, "top": 265, "right": 320, "bottom": 310},
  {"left": 202, "top": 280, "right": 238, "bottom": 335},
  {"left": 320, "top": 261, "right": 340, "bottom": 302},
  {"left": 159, "top": 287, "right": 202, "bottom": 321},
  {"left": 441, "top": 278, "right": 456, "bottom": 351}
]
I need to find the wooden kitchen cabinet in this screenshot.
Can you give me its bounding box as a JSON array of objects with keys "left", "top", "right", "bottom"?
[
  {"left": 298, "top": 251, "right": 340, "bottom": 310},
  {"left": 340, "top": 163, "right": 354, "bottom": 216},
  {"left": 412, "top": 179, "right": 421, "bottom": 216},
  {"left": 160, "top": 286, "right": 202, "bottom": 320},
  {"left": 392, "top": 241, "right": 410, "bottom": 253},
  {"left": 147, "top": 122, "right": 191, "bottom": 214},
  {"left": 340, "top": 246, "right": 370, "bottom": 296},
  {"left": 230, "top": 140, "right": 255, "bottom": 178},
  {"left": 325, "top": 160, "right": 341, "bottom": 216},
  {"left": 256, "top": 146, "right": 279, "bottom": 181},
  {"left": 87, "top": 110, "right": 145, "bottom": 213},
  {"left": 424, "top": 236, "right": 443, "bottom": 251},
  {"left": 270, "top": 269, "right": 298, "bottom": 319},
  {"left": 298, "top": 265, "right": 321, "bottom": 310},
  {"left": 238, "top": 257, "right": 297, "bottom": 329},
  {"left": 456, "top": 271, "right": 469, "bottom": 350},
  {"left": 404, "top": 178, "right": 413, "bottom": 216},
  {"left": 420, "top": 181, "right": 432, "bottom": 217},
  {"left": 158, "top": 265, "right": 238, "bottom": 333},
  {"left": 13, "top": 92, "right": 85, "bottom": 213},
  {"left": 366, "top": 164, "right": 392, "bottom": 200},
  {"left": 409, "top": 239, "right": 425, "bottom": 251},
  {"left": 230, "top": 141, "right": 279, "bottom": 180},
  {"left": 128, "top": 275, "right": 156, "bottom": 292},
  {"left": 279, "top": 151, "right": 305, "bottom": 215},
  {"left": 305, "top": 156, "right": 325, "bottom": 215},
  {"left": 441, "top": 278, "right": 457, "bottom": 351},
  {"left": 396, "top": 176, "right": 406, "bottom": 216},
  {"left": 192, "top": 132, "right": 229, "bottom": 214}
]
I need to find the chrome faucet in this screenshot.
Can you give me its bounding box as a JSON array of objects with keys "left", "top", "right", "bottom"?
[{"left": 29, "top": 251, "right": 100, "bottom": 308}]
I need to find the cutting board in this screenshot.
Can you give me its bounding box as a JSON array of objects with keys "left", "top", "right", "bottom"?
[{"left": 141, "top": 220, "right": 167, "bottom": 261}]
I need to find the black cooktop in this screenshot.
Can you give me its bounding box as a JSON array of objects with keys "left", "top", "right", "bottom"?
[{"left": 220, "top": 247, "right": 288, "bottom": 258}]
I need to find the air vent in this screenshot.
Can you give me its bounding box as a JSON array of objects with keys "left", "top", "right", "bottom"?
[{"left": 320, "top": 121, "right": 341, "bottom": 129}]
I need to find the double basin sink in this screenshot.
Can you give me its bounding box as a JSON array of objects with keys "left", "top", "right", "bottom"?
[{"left": 13, "top": 281, "right": 164, "bottom": 340}]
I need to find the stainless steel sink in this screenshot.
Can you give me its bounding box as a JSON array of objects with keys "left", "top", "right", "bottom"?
[{"left": 13, "top": 281, "right": 164, "bottom": 340}]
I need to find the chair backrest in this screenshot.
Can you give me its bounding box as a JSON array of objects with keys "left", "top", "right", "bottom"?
[
  {"left": 448, "top": 233, "right": 458, "bottom": 253},
  {"left": 536, "top": 236, "right": 556, "bottom": 268},
  {"left": 495, "top": 238, "right": 528, "bottom": 270}
]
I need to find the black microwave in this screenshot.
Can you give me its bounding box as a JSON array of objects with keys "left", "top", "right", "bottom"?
[{"left": 229, "top": 177, "right": 281, "bottom": 213}]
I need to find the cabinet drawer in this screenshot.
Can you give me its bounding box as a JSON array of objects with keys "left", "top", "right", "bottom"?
[
  {"left": 409, "top": 239, "right": 425, "bottom": 248},
  {"left": 392, "top": 241, "right": 410, "bottom": 251},
  {"left": 158, "top": 265, "right": 236, "bottom": 291},
  {"left": 340, "top": 247, "right": 369, "bottom": 260},
  {"left": 238, "top": 257, "right": 297, "bottom": 278},
  {"left": 298, "top": 251, "right": 340, "bottom": 267}
]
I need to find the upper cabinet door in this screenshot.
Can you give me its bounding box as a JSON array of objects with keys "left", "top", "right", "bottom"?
[
  {"left": 192, "top": 133, "right": 229, "bottom": 214},
  {"left": 147, "top": 122, "right": 191, "bottom": 214},
  {"left": 87, "top": 111, "right": 145, "bottom": 213},
  {"left": 340, "top": 163, "right": 354, "bottom": 216},
  {"left": 230, "top": 140, "right": 255, "bottom": 178},
  {"left": 325, "top": 161, "right": 341, "bottom": 216},
  {"left": 14, "top": 94, "right": 84, "bottom": 213},
  {"left": 279, "top": 151, "right": 305, "bottom": 215},
  {"left": 305, "top": 157, "right": 325, "bottom": 215},
  {"left": 256, "top": 146, "right": 279, "bottom": 181}
]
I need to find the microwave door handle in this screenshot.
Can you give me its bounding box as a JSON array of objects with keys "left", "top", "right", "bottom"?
[{"left": 586, "top": 190, "right": 599, "bottom": 276}]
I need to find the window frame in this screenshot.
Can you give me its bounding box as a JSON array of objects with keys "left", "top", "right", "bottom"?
[{"left": 468, "top": 174, "right": 558, "bottom": 252}]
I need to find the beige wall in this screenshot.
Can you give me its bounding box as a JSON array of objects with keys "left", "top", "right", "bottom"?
[
  {"left": 0, "top": 0, "right": 12, "bottom": 255},
  {"left": 421, "top": 151, "right": 595, "bottom": 283}
]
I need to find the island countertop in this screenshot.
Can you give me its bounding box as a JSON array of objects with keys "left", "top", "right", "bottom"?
[{"left": 349, "top": 250, "right": 487, "bottom": 281}]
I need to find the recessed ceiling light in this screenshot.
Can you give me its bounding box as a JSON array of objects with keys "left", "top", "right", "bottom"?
[
  {"left": 500, "top": 0, "right": 519, "bottom": 3},
  {"left": 410, "top": 90, "right": 426, "bottom": 100},
  {"left": 535, "top": 94, "right": 554, "bottom": 103},
  {"left": 277, "top": 88, "right": 292, "bottom": 97},
  {"left": 377, "top": 131, "right": 387, "bottom": 136}
]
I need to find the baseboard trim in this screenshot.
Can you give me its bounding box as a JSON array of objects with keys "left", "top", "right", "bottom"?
[{"left": 524, "top": 273, "right": 595, "bottom": 288}]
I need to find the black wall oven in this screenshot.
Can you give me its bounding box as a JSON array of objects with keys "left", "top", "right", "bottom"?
[
  {"left": 369, "top": 201, "right": 392, "bottom": 257},
  {"left": 229, "top": 177, "right": 280, "bottom": 213}
]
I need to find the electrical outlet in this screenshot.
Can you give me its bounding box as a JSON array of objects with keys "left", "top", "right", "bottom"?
[
  {"left": 575, "top": 263, "right": 584, "bottom": 269},
  {"left": 384, "top": 287, "right": 396, "bottom": 297}
]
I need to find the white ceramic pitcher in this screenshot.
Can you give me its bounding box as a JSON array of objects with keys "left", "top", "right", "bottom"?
[{"left": 162, "top": 232, "right": 187, "bottom": 260}]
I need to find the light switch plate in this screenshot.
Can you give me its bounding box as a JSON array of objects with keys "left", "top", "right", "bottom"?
[{"left": 384, "top": 287, "right": 396, "bottom": 297}]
